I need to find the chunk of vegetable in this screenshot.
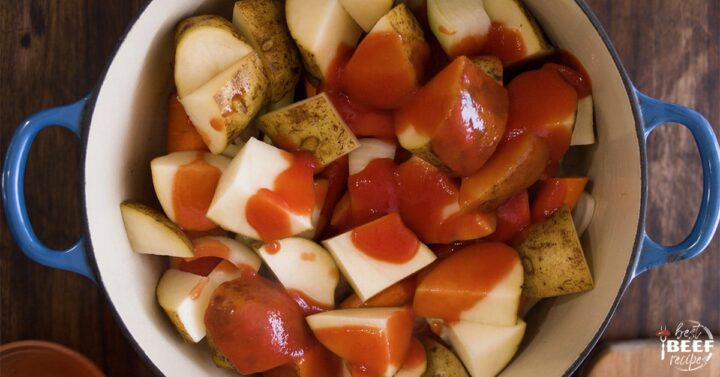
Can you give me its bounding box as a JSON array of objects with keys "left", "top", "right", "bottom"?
[
  {"left": 232, "top": 0, "right": 301, "bottom": 102},
  {"left": 460, "top": 134, "right": 549, "bottom": 210},
  {"left": 120, "top": 201, "right": 193, "bottom": 257},
  {"left": 286, "top": 0, "right": 362, "bottom": 81},
  {"left": 396, "top": 56, "right": 508, "bottom": 176},
  {"left": 515, "top": 205, "right": 594, "bottom": 298},
  {"left": 421, "top": 337, "right": 469, "bottom": 377},
  {"left": 180, "top": 52, "right": 269, "bottom": 154},
  {"left": 339, "top": 0, "right": 394, "bottom": 32},
  {"left": 427, "top": 0, "right": 491, "bottom": 58},
  {"left": 258, "top": 93, "right": 360, "bottom": 168},
  {"left": 341, "top": 4, "right": 429, "bottom": 109},
  {"left": 174, "top": 15, "right": 253, "bottom": 97}
]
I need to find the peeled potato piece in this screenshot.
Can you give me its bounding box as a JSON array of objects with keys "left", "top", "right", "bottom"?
[
  {"left": 233, "top": 0, "right": 301, "bottom": 102},
  {"left": 570, "top": 95, "right": 595, "bottom": 145},
  {"left": 286, "top": 0, "right": 362, "bottom": 82},
  {"left": 483, "top": 0, "right": 553, "bottom": 65},
  {"left": 120, "top": 201, "right": 193, "bottom": 257},
  {"left": 174, "top": 16, "right": 253, "bottom": 97},
  {"left": 339, "top": 0, "right": 393, "bottom": 32},
  {"left": 427, "top": 0, "right": 492, "bottom": 58}
]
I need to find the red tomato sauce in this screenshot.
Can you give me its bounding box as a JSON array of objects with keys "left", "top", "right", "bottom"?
[
  {"left": 171, "top": 152, "right": 222, "bottom": 231},
  {"left": 481, "top": 22, "right": 527, "bottom": 66},
  {"left": 395, "top": 57, "right": 508, "bottom": 176},
  {"left": 449, "top": 34, "right": 488, "bottom": 58},
  {"left": 246, "top": 152, "right": 316, "bottom": 241},
  {"left": 397, "top": 338, "right": 426, "bottom": 371},
  {"left": 313, "top": 309, "right": 413, "bottom": 376},
  {"left": 396, "top": 158, "right": 495, "bottom": 244},
  {"left": 414, "top": 243, "right": 519, "bottom": 323},
  {"left": 286, "top": 289, "right": 331, "bottom": 316},
  {"left": 504, "top": 64, "right": 578, "bottom": 162},
  {"left": 487, "top": 190, "right": 530, "bottom": 242},
  {"left": 348, "top": 158, "right": 399, "bottom": 226},
  {"left": 341, "top": 31, "right": 428, "bottom": 109},
  {"left": 350, "top": 213, "right": 419, "bottom": 264},
  {"left": 396, "top": 158, "right": 459, "bottom": 243},
  {"left": 264, "top": 341, "right": 342, "bottom": 377},
  {"left": 204, "top": 275, "right": 313, "bottom": 375}
]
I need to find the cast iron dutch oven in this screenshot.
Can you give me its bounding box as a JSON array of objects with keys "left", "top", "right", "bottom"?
[{"left": 3, "top": 0, "right": 719, "bottom": 375}]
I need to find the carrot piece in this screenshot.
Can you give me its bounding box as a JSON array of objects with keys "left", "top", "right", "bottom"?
[{"left": 531, "top": 177, "right": 589, "bottom": 222}]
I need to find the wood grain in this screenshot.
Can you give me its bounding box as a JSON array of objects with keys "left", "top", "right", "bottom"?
[{"left": 0, "top": 1, "right": 717, "bottom": 376}]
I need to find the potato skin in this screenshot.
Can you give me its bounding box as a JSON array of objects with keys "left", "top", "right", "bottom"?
[
  {"left": 175, "top": 15, "right": 239, "bottom": 47},
  {"left": 207, "top": 336, "right": 236, "bottom": 371},
  {"left": 421, "top": 337, "right": 470, "bottom": 377},
  {"left": 471, "top": 56, "right": 503, "bottom": 86},
  {"left": 258, "top": 93, "right": 359, "bottom": 168},
  {"left": 515, "top": 205, "right": 594, "bottom": 298},
  {"left": 215, "top": 52, "right": 270, "bottom": 146},
  {"left": 233, "top": 0, "right": 301, "bottom": 102}
]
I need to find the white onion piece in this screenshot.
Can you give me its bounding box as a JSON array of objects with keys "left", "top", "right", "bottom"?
[{"left": 573, "top": 192, "right": 595, "bottom": 236}]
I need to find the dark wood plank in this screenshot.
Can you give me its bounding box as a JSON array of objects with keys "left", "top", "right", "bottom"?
[
  {"left": 0, "top": 1, "right": 154, "bottom": 376},
  {"left": 1, "top": 1, "right": 717, "bottom": 376},
  {"left": 584, "top": 0, "right": 720, "bottom": 340}
]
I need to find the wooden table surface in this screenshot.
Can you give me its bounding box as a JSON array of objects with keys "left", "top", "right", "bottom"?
[{"left": 1, "top": 1, "right": 718, "bottom": 376}]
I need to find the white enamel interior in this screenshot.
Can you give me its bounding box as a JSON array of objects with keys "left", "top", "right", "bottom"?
[{"left": 83, "top": 0, "right": 642, "bottom": 376}]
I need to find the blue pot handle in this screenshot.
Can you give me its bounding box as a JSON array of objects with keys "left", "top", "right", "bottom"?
[
  {"left": 633, "top": 90, "right": 720, "bottom": 277},
  {"left": 2, "top": 96, "right": 96, "bottom": 281}
]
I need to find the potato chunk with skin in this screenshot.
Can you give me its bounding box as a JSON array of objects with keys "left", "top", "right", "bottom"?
[
  {"left": 421, "top": 337, "right": 469, "bottom": 377},
  {"left": 471, "top": 55, "right": 503, "bottom": 86},
  {"left": 180, "top": 52, "right": 269, "bottom": 154},
  {"left": 174, "top": 15, "right": 253, "bottom": 97},
  {"left": 515, "top": 205, "right": 593, "bottom": 298},
  {"left": 120, "top": 201, "right": 193, "bottom": 257},
  {"left": 258, "top": 93, "right": 359, "bottom": 168},
  {"left": 459, "top": 134, "right": 549, "bottom": 211},
  {"left": 233, "top": 0, "right": 301, "bottom": 102}
]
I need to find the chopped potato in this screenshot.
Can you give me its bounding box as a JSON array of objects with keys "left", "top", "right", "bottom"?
[
  {"left": 515, "top": 205, "right": 594, "bottom": 298},
  {"left": 421, "top": 337, "right": 470, "bottom": 377},
  {"left": 233, "top": 0, "right": 301, "bottom": 102},
  {"left": 471, "top": 55, "right": 503, "bottom": 85},
  {"left": 258, "top": 93, "right": 360, "bottom": 167}
]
